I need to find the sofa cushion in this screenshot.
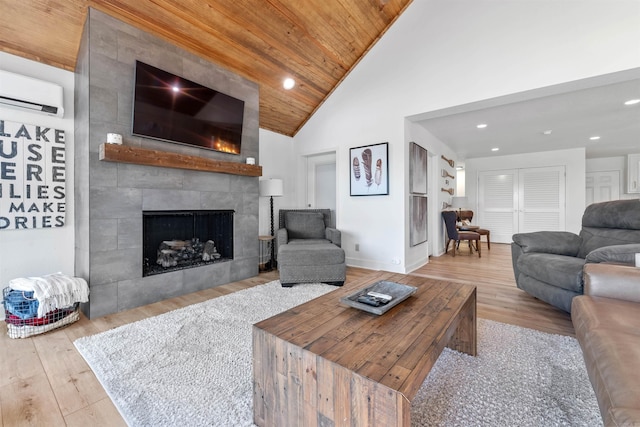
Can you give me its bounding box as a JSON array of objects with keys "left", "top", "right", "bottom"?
[
  {"left": 578, "top": 328, "right": 640, "bottom": 426},
  {"left": 284, "top": 212, "right": 326, "bottom": 240},
  {"left": 572, "top": 295, "right": 640, "bottom": 340},
  {"left": 516, "top": 253, "right": 585, "bottom": 293},
  {"left": 578, "top": 227, "right": 640, "bottom": 258}
]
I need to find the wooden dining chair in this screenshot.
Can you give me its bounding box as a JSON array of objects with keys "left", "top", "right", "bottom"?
[
  {"left": 442, "top": 211, "right": 481, "bottom": 257},
  {"left": 458, "top": 209, "right": 490, "bottom": 250}
]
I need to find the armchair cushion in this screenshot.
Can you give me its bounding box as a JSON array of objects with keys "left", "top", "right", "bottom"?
[
  {"left": 516, "top": 253, "right": 586, "bottom": 293},
  {"left": 512, "top": 231, "right": 581, "bottom": 256},
  {"left": 284, "top": 211, "right": 326, "bottom": 240}
]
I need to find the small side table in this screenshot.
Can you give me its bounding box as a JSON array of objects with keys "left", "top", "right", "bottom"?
[{"left": 259, "top": 235, "right": 275, "bottom": 272}]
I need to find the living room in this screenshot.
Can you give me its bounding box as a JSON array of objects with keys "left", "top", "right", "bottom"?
[{"left": 1, "top": 0, "right": 639, "bottom": 425}]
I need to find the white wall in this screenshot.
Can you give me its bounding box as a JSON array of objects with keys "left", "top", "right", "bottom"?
[
  {"left": 257, "top": 129, "right": 296, "bottom": 235},
  {"left": 291, "top": 0, "right": 640, "bottom": 272},
  {"left": 0, "top": 52, "right": 75, "bottom": 286}
]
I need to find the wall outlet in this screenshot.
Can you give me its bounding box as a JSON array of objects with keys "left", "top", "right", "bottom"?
[
  {"left": 391, "top": 258, "right": 401, "bottom": 265},
  {"left": 355, "top": 243, "right": 360, "bottom": 251}
]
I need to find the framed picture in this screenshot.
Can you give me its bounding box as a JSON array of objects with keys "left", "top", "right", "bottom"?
[
  {"left": 409, "top": 142, "right": 428, "bottom": 195},
  {"left": 410, "top": 195, "right": 428, "bottom": 246},
  {"left": 350, "top": 142, "right": 389, "bottom": 196}
]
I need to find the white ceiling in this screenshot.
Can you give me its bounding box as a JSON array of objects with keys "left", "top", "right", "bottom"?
[{"left": 411, "top": 69, "right": 640, "bottom": 161}]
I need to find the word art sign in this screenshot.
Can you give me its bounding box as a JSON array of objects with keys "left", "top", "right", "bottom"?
[{"left": 0, "top": 119, "right": 66, "bottom": 230}]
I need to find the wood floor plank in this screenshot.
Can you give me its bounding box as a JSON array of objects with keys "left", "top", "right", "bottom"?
[
  {"left": 0, "top": 243, "right": 573, "bottom": 426},
  {"left": 64, "top": 397, "right": 126, "bottom": 427},
  {"left": 0, "top": 373, "right": 65, "bottom": 426},
  {"left": 32, "top": 328, "right": 107, "bottom": 416}
]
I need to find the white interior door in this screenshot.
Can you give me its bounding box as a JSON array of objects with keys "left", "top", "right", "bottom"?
[
  {"left": 586, "top": 171, "right": 619, "bottom": 206},
  {"left": 518, "top": 166, "right": 565, "bottom": 233},
  {"left": 478, "top": 170, "right": 518, "bottom": 243},
  {"left": 478, "top": 166, "right": 566, "bottom": 243},
  {"left": 305, "top": 152, "right": 337, "bottom": 227}
]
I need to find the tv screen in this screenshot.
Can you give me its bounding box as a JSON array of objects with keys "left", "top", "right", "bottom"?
[{"left": 132, "top": 61, "right": 244, "bottom": 154}]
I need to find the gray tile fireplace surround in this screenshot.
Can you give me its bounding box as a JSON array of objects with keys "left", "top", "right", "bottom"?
[{"left": 74, "top": 8, "right": 260, "bottom": 319}]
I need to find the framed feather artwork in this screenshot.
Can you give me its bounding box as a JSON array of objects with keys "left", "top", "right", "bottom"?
[
  {"left": 350, "top": 142, "right": 389, "bottom": 196},
  {"left": 409, "top": 142, "right": 428, "bottom": 195}
]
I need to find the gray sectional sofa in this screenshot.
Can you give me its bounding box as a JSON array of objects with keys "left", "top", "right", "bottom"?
[{"left": 511, "top": 199, "right": 640, "bottom": 312}]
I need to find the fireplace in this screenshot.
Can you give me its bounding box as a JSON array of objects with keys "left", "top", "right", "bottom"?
[{"left": 143, "top": 210, "right": 234, "bottom": 277}]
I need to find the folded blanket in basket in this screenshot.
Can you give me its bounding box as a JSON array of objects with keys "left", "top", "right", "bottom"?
[{"left": 9, "top": 273, "right": 89, "bottom": 318}]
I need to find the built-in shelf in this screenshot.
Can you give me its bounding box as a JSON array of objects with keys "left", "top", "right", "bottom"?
[{"left": 99, "top": 143, "right": 262, "bottom": 177}]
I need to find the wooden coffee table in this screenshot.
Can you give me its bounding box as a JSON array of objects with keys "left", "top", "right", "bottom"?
[{"left": 252, "top": 271, "right": 476, "bottom": 426}]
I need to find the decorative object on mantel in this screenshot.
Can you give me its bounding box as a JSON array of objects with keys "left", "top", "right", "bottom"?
[
  {"left": 99, "top": 143, "right": 262, "bottom": 177},
  {"left": 441, "top": 169, "right": 455, "bottom": 179},
  {"left": 350, "top": 142, "right": 389, "bottom": 196},
  {"left": 441, "top": 187, "right": 454, "bottom": 195},
  {"left": 106, "top": 133, "right": 122, "bottom": 144},
  {"left": 441, "top": 154, "right": 455, "bottom": 168},
  {"left": 246, "top": 157, "right": 255, "bottom": 165},
  {"left": 0, "top": 119, "right": 66, "bottom": 230},
  {"left": 259, "top": 178, "right": 284, "bottom": 268}
]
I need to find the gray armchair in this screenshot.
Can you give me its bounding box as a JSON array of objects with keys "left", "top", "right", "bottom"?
[
  {"left": 511, "top": 199, "right": 640, "bottom": 312},
  {"left": 276, "top": 209, "right": 346, "bottom": 287}
]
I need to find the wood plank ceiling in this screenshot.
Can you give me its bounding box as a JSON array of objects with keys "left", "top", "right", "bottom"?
[{"left": 0, "top": 0, "right": 412, "bottom": 136}]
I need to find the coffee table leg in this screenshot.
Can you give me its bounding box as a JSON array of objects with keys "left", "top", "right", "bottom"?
[{"left": 447, "top": 288, "right": 477, "bottom": 356}]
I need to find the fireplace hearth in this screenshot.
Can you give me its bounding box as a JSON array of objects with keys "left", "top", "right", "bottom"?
[{"left": 143, "top": 210, "right": 234, "bottom": 277}]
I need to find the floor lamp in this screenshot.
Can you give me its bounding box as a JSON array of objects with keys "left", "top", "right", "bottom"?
[{"left": 259, "top": 178, "right": 283, "bottom": 269}]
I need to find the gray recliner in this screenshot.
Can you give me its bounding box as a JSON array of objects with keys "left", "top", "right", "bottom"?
[
  {"left": 511, "top": 199, "right": 640, "bottom": 313},
  {"left": 276, "top": 209, "right": 346, "bottom": 287}
]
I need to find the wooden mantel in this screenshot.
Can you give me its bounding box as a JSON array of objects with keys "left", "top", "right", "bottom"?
[{"left": 99, "top": 143, "right": 262, "bottom": 177}]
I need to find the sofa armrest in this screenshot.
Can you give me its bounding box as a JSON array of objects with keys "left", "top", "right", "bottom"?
[
  {"left": 512, "top": 231, "right": 581, "bottom": 256},
  {"left": 325, "top": 227, "right": 341, "bottom": 247},
  {"left": 583, "top": 263, "right": 640, "bottom": 303},
  {"left": 585, "top": 243, "right": 640, "bottom": 265}
]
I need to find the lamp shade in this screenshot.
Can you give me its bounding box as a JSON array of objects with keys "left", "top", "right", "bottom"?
[
  {"left": 451, "top": 196, "right": 468, "bottom": 209},
  {"left": 259, "top": 178, "right": 284, "bottom": 197}
]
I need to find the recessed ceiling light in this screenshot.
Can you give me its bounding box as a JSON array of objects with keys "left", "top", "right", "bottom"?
[
  {"left": 283, "top": 77, "right": 295, "bottom": 90},
  {"left": 624, "top": 99, "right": 640, "bottom": 106},
  {"left": 543, "top": 130, "right": 553, "bottom": 135},
  {"left": 589, "top": 136, "right": 601, "bottom": 141},
  {"left": 491, "top": 147, "right": 499, "bottom": 152},
  {"left": 172, "top": 85, "right": 180, "bottom": 92},
  {"left": 477, "top": 123, "right": 488, "bottom": 129}
]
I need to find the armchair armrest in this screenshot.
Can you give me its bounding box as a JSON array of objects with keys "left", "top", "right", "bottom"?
[
  {"left": 512, "top": 231, "right": 581, "bottom": 256},
  {"left": 583, "top": 263, "right": 640, "bottom": 303},
  {"left": 585, "top": 243, "right": 640, "bottom": 265},
  {"left": 276, "top": 228, "right": 288, "bottom": 251},
  {"left": 325, "top": 227, "right": 341, "bottom": 247}
]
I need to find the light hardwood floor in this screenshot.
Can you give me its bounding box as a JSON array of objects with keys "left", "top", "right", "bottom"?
[{"left": 0, "top": 242, "right": 573, "bottom": 426}]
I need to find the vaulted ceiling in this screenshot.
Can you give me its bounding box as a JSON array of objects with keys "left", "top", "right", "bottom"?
[{"left": 0, "top": 0, "right": 412, "bottom": 136}]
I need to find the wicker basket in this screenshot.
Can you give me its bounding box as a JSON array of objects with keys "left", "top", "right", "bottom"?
[{"left": 3, "top": 287, "right": 80, "bottom": 339}]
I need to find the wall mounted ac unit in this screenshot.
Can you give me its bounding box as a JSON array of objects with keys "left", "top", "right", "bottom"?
[{"left": 0, "top": 69, "right": 64, "bottom": 118}]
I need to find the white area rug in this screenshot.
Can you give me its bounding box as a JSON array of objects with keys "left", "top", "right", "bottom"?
[{"left": 74, "top": 280, "right": 601, "bottom": 426}]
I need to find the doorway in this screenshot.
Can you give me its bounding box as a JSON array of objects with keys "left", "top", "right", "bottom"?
[{"left": 305, "top": 152, "right": 337, "bottom": 227}]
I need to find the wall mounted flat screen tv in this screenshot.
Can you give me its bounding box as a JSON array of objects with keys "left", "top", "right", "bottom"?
[{"left": 132, "top": 61, "right": 244, "bottom": 155}]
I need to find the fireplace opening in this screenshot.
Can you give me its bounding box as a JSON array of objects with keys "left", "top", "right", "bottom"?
[{"left": 143, "top": 210, "right": 234, "bottom": 277}]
